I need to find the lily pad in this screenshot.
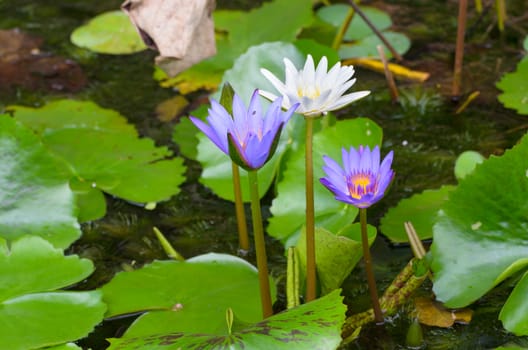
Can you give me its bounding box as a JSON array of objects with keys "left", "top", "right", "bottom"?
[
  {"left": 156, "top": 0, "right": 313, "bottom": 93},
  {"left": 380, "top": 186, "right": 456, "bottom": 243},
  {"left": 9, "top": 100, "right": 186, "bottom": 222},
  {"left": 316, "top": 4, "right": 392, "bottom": 41},
  {"left": 0, "top": 236, "right": 106, "bottom": 350},
  {"left": 338, "top": 31, "right": 411, "bottom": 59},
  {"left": 268, "top": 118, "right": 383, "bottom": 246},
  {"left": 500, "top": 271, "right": 528, "bottom": 335},
  {"left": 431, "top": 134, "right": 528, "bottom": 334},
  {"left": 107, "top": 289, "right": 346, "bottom": 350},
  {"left": 296, "top": 225, "right": 376, "bottom": 295},
  {"left": 454, "top": 150, "right": 485, "bottom": 180},
  {"left": 102, "top": 253, "right": 276, "bottom": 336},
  {"left": 497, "top": 57, "right": 528, "bottom": 115},
  {"left": 71, "top": 10, "right": 147, "bottom": 54},
  {"left": 0, "top": 115, "right": 80, "bottom": 248}
]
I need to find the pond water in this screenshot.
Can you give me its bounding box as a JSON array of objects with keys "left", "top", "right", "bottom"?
[{"left": 1, "top": 0, "right": 527, "bottom": 349}]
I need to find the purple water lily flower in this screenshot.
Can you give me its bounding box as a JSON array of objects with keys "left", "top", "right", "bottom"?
[
  {"left": 320, "top": 145, "right": 394, "bottom": 208},
  {"left": 190, "top": 89, "right": 298, "bottom": 170}
]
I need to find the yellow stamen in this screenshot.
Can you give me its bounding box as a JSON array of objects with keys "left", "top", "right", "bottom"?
[{"left": 349, "top": 174, "right": 371, "bottom": 199}]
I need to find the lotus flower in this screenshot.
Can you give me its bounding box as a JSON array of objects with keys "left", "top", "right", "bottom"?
[
  {"left": 190, "top": 89, "right": 298, "bottom": 170},
  {"left": 320, "top": 145, "right": 394, "bottom": 208},
  {"left": 260, "top": 55, "right": 370, "bottom": 117}
]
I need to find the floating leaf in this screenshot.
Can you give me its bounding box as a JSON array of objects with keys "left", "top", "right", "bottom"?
[
  {"left": 9, "top": 100, "right": 186, "bottom": 221},
  {"left": 296, "top": 225, "right": 376, "bottom": 295},
  {"left": 156, "top": 0, "right": 313, "bottom": 92},
  {"left": 45, "top": 344, "right": 82, "bottom": 350},
  {"left": 380, "top": 186, "right": 455, "bottom": 243},
  {"left": 0, "top": 115, "right": 80, "bottom": 248},
  {"left": 107, "top": 289, "right": 346, "bottom": 350},
  {"left": 431, "top": 134, "right": 528, "bottom": 334},
  {"left": 454, "top": 150, "right": 485, "bottom": 180},
  {"left": 71, "top": 10, "right": 147, "bottom": 54},
  {"left": 497, "top": 57, "right": 528, "bottom": 115},
  {"left": 317, "top": 5, "right": 392, "bottom": 41},
  {"left": 102, "top": 253, "right": 276, "bottom": 337},
  {"left": 500, "top": 270, "right": 528, "bottom": 335},
  {"left": 338, "top": 32, "right": 411, "bottom": 59},
  {"left": 268, "top": 118, "right": 383, "bottom": 246},
  {"left": 0, "top": 236, "right": 106, "bottom": 350}
]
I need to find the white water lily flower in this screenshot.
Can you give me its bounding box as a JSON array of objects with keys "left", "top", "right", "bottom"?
[{"left": 260, "top": 55, "right": 370, "bottom": 117}]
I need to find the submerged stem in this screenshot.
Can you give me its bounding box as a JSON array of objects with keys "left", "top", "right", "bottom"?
[
  {"left": 232, "top": 162, "right": 249, "bottom": 251},
  {"left": 360, "top": 208, "right": 383, "bottom": 323},
  {"left": 248, "top": 170, "right": 273, "bottom": 318},
  {"left": 305, "top": 117, "right": 317, "bottom": 302}
]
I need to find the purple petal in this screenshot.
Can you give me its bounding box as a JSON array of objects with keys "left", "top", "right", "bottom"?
[
  {"left": 359, "top": 145, "right": 372, "bottom": 172},
  {"left": 371, "top": 146, "right": 380, "bottom": 174},
  {"left": 189, "top": 116, "right": 228, "bottom": 154}
]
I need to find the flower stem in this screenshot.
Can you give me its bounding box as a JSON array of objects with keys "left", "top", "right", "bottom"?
[
  {"left": 360, "top": 208, "right": 383, "bottom": 323},
  {"left": 305, "top": 117, "right": 317, "bottom": 302},
  {"left": 332, "top": 7, "right": 355, "bottom": 50},
  {"left": 248, "top": 170, "right": 273, "bottom": 318},
  {"left": 232, "top": 162, "right": 249, "bottom": 252}
]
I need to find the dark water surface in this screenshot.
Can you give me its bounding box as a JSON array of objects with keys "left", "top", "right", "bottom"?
[{"left": 1, "top": 0, "right": 527, "bottom": 349}]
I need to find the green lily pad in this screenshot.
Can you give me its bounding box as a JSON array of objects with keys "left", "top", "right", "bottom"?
[
  {"left": 454, "top": 150, "right": 485, "bottom": 180},
  {"left": 0, "top": 236, "right": 106, "bottom": 350},
  {"left": 45, "top": 344, "right": 82, "bottom": 350},
  {"left": 107, "top": 289, "right": 346, "bottom": 350},
  {"left": 0, "top": 115, "right": 80, "bottom": 248},
  {"left": 500, "top": 271, "right": 528, "bottom": 335},
  {"left": 71, "top": 10, "right": 147, "bottom": 54},
  {"left": 338, "top": 31, "right": 411, "bottom": 59},
  {"left": 156, "top": 0, "right": 313, "bottom": 93},
  {"left": 9, "top": 100, "right": 186, "bottom": 222},
  {"left": 380, "top": 186, "right": 456, "bottom": 243},
  {"left": 296, "top": 225, "right": 376, "bottom": 295},
  {"left": 268, "top": 118, "right": 383, "bottom": 246},
  {"left": 102, "top": 253, "right": 276, "bottom": 336},
  {"left": 317, "top": 4, "right": 392, "bottom": 41},
  {"left": 431, "top": 134, "right": 528, "bottom": 334},
  {"left": 497, "top": 57, "right": 528, "bottom": 115}
]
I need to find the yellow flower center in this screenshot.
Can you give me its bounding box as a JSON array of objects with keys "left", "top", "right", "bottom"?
[
  {"left": 298, "top": 87, "right": 320, "bottom": 99},
  {"left": 348, "top": 174, "right": 372, "bottom": 199}
]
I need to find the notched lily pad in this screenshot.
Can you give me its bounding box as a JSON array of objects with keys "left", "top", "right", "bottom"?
[
  {"left": 0, "top": 115, "right": 80, "bottom": 248},
  {"left": 431, "top": 134, "right": 528, "bottom": 335},
  {"left": 380, "top": 185, "right": 455, "bottom": 243},
  {"left": 107, "top": 289, "right": 346, "bottom": 350},
  {"left": 71, "top": 10, "right": 147, "bottom": 54},
  {"left": 497, "top": 57, "right": 528, "bottom": 115},
  {"left": 102, "top": 253, "right": 276, "bottom": 337},
  {"left": 0, "top": 236, "right": 106, "bottom": 350},
  {"left": 9, "top": 100, "right": 186, "bottom": 222}
]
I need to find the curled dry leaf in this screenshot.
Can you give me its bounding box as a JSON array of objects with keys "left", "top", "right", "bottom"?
[
  {"left": 121, "top": 0, "right": 216, "bottom": 76},
  {"left": 415, "top": 296, "right": 473, "bottom": 328}
]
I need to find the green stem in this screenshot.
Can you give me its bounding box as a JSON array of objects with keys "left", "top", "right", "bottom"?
[
  {"left": 331, "top": 7, "right": 355, "bottom": 50},
  {"left": 305, "top": 117, "right": 317, "bottom": 302},
  {"left": 360, "top": 208, "right": 383, "bottom": 323},
  {"left": 248, "top": 170, "right": 273, "bottom": 318},
  {"left": 286, "top": 247, "right": 300, "bottom": 309},
  {"left": 232, "top": 162, "right": 249, "bottom": 251}
]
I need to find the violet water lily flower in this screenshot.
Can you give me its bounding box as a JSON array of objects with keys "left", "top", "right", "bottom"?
[
  {"left": 320, "top": 145, "right": 394, "bottom": 208},
  {"left": 260, "top": 55, "right": 370, "bottom": 117},
  {"left": 190, "top": 89, "right": 298, "bottom": 170}
]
